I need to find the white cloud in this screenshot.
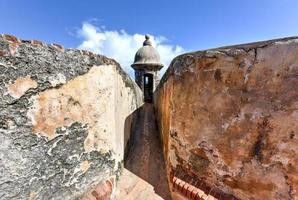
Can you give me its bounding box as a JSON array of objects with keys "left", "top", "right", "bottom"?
[{"left": 77, "top": 22, "right": 184, "bottom": 77}]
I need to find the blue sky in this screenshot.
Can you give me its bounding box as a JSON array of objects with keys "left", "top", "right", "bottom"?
[{"left": 1, "top": 0, "right": 298, "bottom": 75}]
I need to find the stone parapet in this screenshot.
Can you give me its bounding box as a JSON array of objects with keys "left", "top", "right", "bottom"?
[
  {"left": 154, "top": 36, "right": 298, "bottom": 200},
  {"left": 0, "top": 34, "right": 142, "bottom": 200}
]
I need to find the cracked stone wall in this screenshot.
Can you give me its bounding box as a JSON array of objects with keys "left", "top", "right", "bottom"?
[
  {"left": 154, "top": 37, "right": 298, "bottom": 200},
  {"left": 0, "top": 34, "right": 142, "bottom": 200}
]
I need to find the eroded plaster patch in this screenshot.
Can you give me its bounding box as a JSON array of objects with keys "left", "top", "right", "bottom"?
[
  {"left": 28, "top": 191, "right": 38, "bottom": 200},
  {"left": 80, "top": 160, "right": 90, "bottom": 173},
  {"left": 28, "top": 65, "right": 116, "bottom": 153},
  {"left": 7, "top": 76, "right": 37, "bottom": 98}
]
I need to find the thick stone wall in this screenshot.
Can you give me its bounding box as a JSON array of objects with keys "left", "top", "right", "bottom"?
[
  {"left": 154, "top": 37, "right": 298, "bottom": 200},
  {"left": 0, "top": 34, "right": 142, "bottom": 200}
]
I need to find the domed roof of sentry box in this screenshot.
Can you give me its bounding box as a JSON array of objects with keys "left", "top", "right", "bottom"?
[{"left": 131, "top": 35, "right": 163, "bottom": 70}]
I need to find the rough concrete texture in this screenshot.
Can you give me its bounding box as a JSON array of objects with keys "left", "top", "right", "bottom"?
[
  {"left": 154, "top": 37, "right": 298, "bottom": 200},
  {"left": 0, "top": 34, "right": 142, "bottom": 200}
]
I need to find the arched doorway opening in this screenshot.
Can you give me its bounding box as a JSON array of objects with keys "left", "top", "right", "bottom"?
[{"left": 143, "top": 73, "right": 153, "bottom": 103}]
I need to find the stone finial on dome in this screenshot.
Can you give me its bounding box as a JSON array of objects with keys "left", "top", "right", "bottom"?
[
  {"left": 131, "top": 34, "right": 163, "bottom": 70},
  {"left": 143, "top": 34, "right": 152, "bottom": 46}
]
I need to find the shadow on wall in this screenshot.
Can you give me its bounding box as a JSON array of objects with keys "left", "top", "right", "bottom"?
[
  {"left": 123, "top": 105, "right": 141, "bottom": 159},
  {"left": 123, "top": 103, "right": 171, "bottom": 200}
]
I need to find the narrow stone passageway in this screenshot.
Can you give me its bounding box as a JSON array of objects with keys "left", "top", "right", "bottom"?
[{"left": 118, "top": 103, "right": 171, "bottom": 200}]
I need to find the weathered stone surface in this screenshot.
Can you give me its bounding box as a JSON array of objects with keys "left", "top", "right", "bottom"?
[
  {"left": 80, "top": 177, "right": 116, "bottom": 200},
  {"left": 116, "top": 169, "right": 164, "bottom": 200},
  {"left": 154, "top": 37, "right": 298, "bottom": 200},
  {"left": 0, "top": 34, "right": 142, "bottom": 200}
]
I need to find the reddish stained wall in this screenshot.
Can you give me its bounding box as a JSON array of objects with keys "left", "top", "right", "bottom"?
[{"left": 154, "top": 37, "right": 298, "bottom": 200}]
